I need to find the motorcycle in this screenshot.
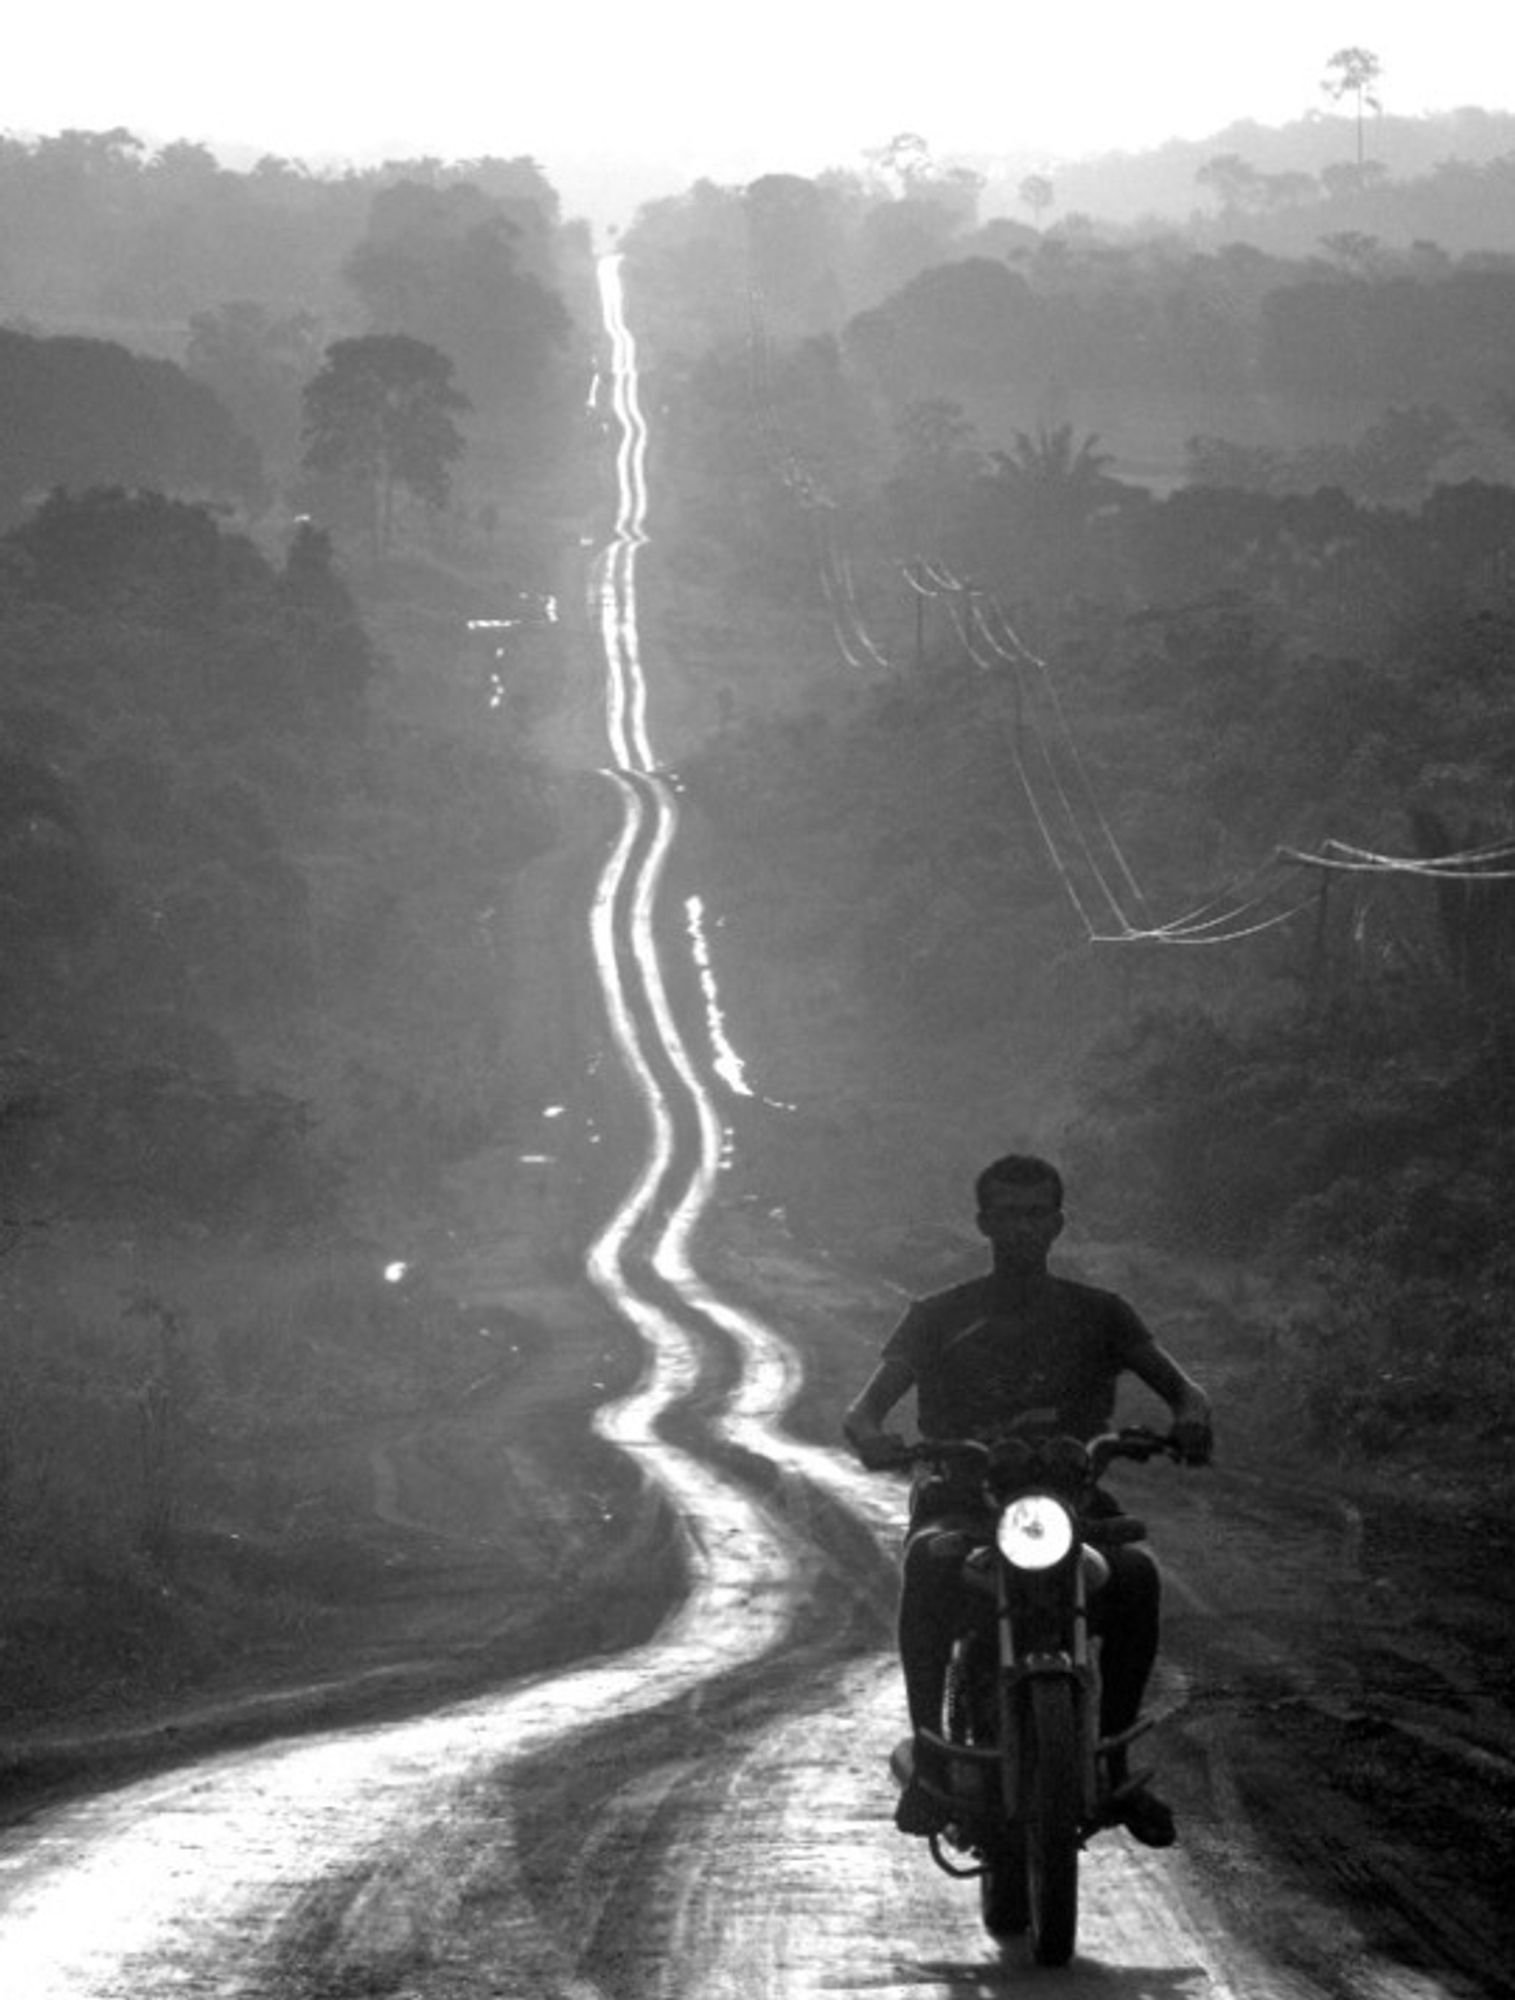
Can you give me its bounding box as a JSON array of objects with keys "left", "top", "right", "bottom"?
[{"left": 885, "top": 1425, "right": 1183, "bottom": 1965}]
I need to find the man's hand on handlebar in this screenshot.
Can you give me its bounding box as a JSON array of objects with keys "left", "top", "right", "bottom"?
[
  {"left": 852, "top": 1431, "right": 911, "bottom": 1472},
  {"left": 1170, "top": 1415, "right": 1213, "bottom": 1466}
]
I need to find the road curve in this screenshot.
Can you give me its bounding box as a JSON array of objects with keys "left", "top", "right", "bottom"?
[{"left": 0, "top": 255, "right": 1476, "bottom": 2000}]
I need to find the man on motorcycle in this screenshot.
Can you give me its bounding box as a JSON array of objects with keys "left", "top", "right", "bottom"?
[{"left": 842, "top": 1152, "right": 1213, "bottom": 1847}]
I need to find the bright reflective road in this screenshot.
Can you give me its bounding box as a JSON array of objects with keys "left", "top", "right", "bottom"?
[{"left": 0, "top": 256, "right": 1467, "bottom": 2000}]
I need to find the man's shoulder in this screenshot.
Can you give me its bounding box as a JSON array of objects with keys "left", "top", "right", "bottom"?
[
  {"left": 1048, "top": 1272, "right": 1151, "bottom": 1339},
  {"left": 908, "top": 1275, "right": 995, "bottom": 1329},
  {"left": 1047, "top": 1272, "right": 1124, "bottom": 1309}
]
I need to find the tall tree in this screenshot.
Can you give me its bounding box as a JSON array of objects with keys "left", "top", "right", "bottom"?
[
  {"left": 301, "top": 334, "right": 469, "bottom": 551},
  {"left": 1322, "top": 46, "right": 1384, "bottom": 171},
  {"left": 1019, "top": 174, "right": 1055, "bottom": 230}
]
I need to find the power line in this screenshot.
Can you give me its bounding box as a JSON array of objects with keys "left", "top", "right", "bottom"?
[
  {"left": 1280, "top": 842, "right": 1515, "bottom": 882},
  {"left": 973, "top": 593, "right": 1152, "bottom": 921},
  {"left": 744, "top": 282, "right": 1443, "bottom": 954},
  {"left": 921, "top": 564, "right": 1316, "bottom": 948}
]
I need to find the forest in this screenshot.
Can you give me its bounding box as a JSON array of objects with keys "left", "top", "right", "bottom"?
[
  {"left": 2, "top": 111, "right": 1513, "bottom": 1714},
  {"left": 618, "top": 140, "right": 1515, "bottom": 1468},
  {"left": 0, "top": 132, "right": 594, "bottom": 1708}
]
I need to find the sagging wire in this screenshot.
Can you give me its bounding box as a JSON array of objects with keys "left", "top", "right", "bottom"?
[
  {"left": 904, "top": 562, "right": 1098, "bottom": 931},
  {"left": 1107, "top": 858, "right": 1313, "bottom": 944},
  {"left": 1280, "top": 840, "right": 1515, "bottom": 882},
  {"left": 933, "top": 573, "right": 1105, "bottom": 939},
  {"left": 748, "top": 286, "right": 891, "bottom": 676},
  {"left": 750, "top": 299, "right": 1326, "bottom": 956},
  {"left": 835, "top": 544, "right": 892, "bottom": 671},
  {"left": 1325, "top": 836, "right": 1515, "bottom": 878},
  {"left": 817, "top": 547, "right": 882, "bottom": 672},
  {"left": 1093, "top": 891, "right": 1320, "bottom": 947},
  {"left": 922, "top": 561, "right": 1316, "bottom": 949},
  {"left": 966, "top": 599, "right": 1321, "bottom": 945},
  {"left": 926, "top": 562, "right": 1147, "bottom": 935},
  {"left": 814, "top": 506, "right": 891, "bottom": 671},
  {"left": 972, "top": 593, "right": 1151, "bottom": 924},
  {"left": 921, "top": 565, "right": 1515, "bottom": 918}
]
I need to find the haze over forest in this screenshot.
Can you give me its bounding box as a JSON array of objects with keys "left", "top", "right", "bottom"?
[
  {"left": 11, "top": 2, "right": 1515, "bottom": 225},
  {"left": 4, "top": 54, "right": 1515, "bottom": 1786}
]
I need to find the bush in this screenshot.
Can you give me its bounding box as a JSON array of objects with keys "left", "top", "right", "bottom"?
[
  {"left": 1070, "top": 1000, "right": 1515, "bottom": 1454},
  {"left": 1272, "top": 1262, "right": 1515, "bottom": 1454}
]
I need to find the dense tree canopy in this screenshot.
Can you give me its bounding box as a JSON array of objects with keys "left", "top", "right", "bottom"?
[
  {"left": 184, "top": 300, "right": 323, "bottom": 465},
  {"left": 618, "top": 158, "right": 1515, "bottom": 1452},
  {"left": 0, "top": 328, "right": 265, "bottom": 526},
  {"left": 0, "top": 133, "right": 587, "bottom": 1702},
  {"left": 343, "top": 178, "right": 573, "bottom": 415}
]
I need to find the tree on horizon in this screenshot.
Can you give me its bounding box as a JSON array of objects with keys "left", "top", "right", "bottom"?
[{"left": 1322, "top": 46, "right": 1384, "bottom": 172}]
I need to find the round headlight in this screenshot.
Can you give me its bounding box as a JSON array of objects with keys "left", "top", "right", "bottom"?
[{"left": 996, "top": 1494, "right": 1075, "bottom": 1570}]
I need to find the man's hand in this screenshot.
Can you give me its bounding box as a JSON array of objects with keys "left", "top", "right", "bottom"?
[
  {"left": 1171, "top": 1414, "right": 1213, "bottom": 1466},
  {"left": 853, "top": 1431, "right": 911, "bottom": 1472}
]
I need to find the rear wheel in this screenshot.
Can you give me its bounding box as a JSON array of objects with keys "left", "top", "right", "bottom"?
[{"left": 1025, "top": 1677, "right": 1081, "bottom": 1966}]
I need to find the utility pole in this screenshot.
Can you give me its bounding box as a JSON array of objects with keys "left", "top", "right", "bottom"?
[{"left": 1310, "top": 873, "right": 1332, "bottom": 1014}]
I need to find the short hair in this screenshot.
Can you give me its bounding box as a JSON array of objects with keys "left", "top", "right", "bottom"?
[{"left": 975, "top": 1153, "right": 1064, "bottom": 1211}]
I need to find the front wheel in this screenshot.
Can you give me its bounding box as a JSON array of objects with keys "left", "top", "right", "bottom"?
[
  {"left": 947, "top": 1643, "right": 1029, "bottom": 1939},
  {"left": 979, "top": 1832, "right": 1029, "bottom": 1937},
  {"left": 1025, "top": 1676, "right": 1081, "bottom": 1966}
]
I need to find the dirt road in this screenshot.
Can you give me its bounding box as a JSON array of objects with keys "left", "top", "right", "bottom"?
[
  {"left": 0, "top": 251, "right": 1508, "bottom": 2000},
  {"left": 0, "top": 1215, "right": 1501, "bottom": 1997}
]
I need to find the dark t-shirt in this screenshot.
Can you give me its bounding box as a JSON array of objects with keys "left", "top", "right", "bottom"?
[{"left": 881, "top": 1272, "right": 1157, "bottom": 1443}]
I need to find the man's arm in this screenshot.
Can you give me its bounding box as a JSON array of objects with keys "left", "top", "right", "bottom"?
[
  {"left": 842, "top": 1352, "right": 916, "bottom": 1467},
  {"left": 1126, "top": 1339, "right": 1213, "bottom": 1462}
]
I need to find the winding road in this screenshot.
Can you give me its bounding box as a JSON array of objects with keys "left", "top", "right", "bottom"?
[{"left": 0, "top": 257, "right": 1482, "bottom": 2000}]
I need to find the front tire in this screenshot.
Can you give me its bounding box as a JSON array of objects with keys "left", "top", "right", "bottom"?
[
  {"left": 947, "top": 1645, "right": 1029, "bottom": 1938},
  {"left": 1025, "top": 1677, "right": 1081, "bottom": 1965},
  {"left": 979, "top": 1834, "right": 1029, "bottom": 1937}
]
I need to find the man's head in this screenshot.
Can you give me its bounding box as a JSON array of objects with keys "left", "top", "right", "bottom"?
[{"left": 974, "top": 1154, "right": 1064, "bottom": 1269}]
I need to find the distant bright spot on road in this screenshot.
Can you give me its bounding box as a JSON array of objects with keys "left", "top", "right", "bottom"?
[
  {"left": 383, "top": 1261, "right": 409, "bottom": 1283},
  {"left": 685, "top": 895, "right": 753, "bottom": 1097},
  {"left": 519, "top": 1153, "right": 555, "bottom": 1165},
  {"left": 544, "top": 1104, "right": 566, "bottom": 1118}
]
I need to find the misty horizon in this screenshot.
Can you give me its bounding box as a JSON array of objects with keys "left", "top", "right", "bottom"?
[{"left": 10, "top": 96, "right": 1515, "bottom": 238}]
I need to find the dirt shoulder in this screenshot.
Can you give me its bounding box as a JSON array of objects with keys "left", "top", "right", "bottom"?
[
  {"left": 3, "top": 1195, "right": 1511, "bottom": 2000},
  {"left": 1079, "top": 1243, "right": 1515, "bottom": 1998},
  {"left": 0, "top": 1256, "right": 678, "bottom": 1818},
  {"left": 728, "top": 1208, "right": 1515, "bottom": 1997}
]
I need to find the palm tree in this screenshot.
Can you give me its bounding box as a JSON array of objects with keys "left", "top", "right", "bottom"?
[
  {"left": 995, "top": 424, "right": 1118, "bottom": 528},
  {"left": 975, "top": 426, "right": 1125, "bottom": 609}
]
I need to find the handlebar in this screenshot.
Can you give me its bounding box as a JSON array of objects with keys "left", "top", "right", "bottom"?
[
  {"left": 1092, "top": 1426, "right": 1186, "bottom": 1474},
  {"left": 870, "top": 1425, "right": 1187, "bottom": 1476}
]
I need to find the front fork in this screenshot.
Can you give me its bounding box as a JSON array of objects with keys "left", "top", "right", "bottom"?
[{"left": 994, "top": 1547, "right": 1105, "bottom": 1823}]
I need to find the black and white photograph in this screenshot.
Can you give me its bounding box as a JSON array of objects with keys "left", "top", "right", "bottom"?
[{"left": 0, "top": 7, "right": 1511, "bottom": 1994}]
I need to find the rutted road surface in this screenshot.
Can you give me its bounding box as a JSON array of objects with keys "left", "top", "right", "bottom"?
[{"left": 0, "top": 258, "right": 1496, "bottom": 1999}]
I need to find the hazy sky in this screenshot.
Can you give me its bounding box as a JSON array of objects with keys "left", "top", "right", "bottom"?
[{"left": 8, "top": 2, "right": 1513, "bottom": 223}]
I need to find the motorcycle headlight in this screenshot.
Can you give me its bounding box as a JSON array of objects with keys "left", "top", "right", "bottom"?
[{"left": 996, "top": 1493, "right": 1075, "bottom": 1571}]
